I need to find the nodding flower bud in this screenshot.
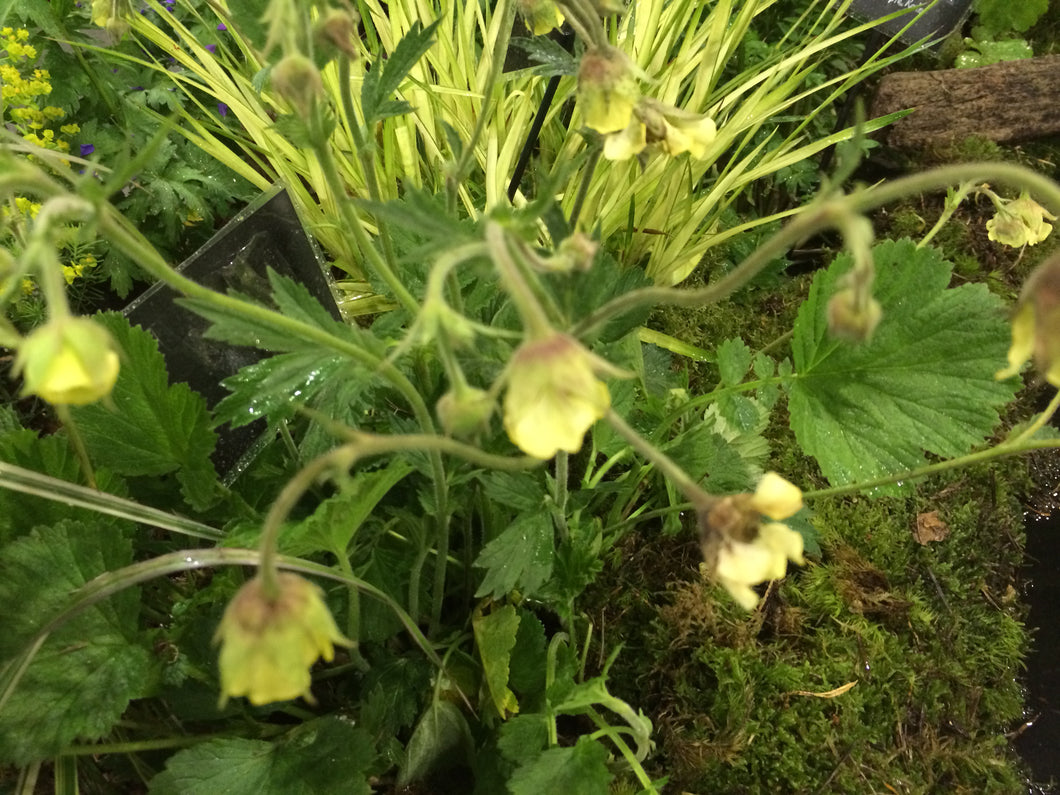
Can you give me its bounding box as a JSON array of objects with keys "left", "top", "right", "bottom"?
[
  {"left": 436, "top": 386, "right": 494, "bottom": 437},
  {"left": 517, "top": 0, "right": 564, "bottom": 35},
  {"left": 827, "top": 287, "right": 883, "bottom": 344},
  {"left": 15, "top": 316, "right": 120, "bottom": 406},
  {"left": 214, "top": 573, "right": 352, "bottom": 707},
  {"left": 271, "top": 54, "right": 324, "bottom": 116},
  {"left": 315, "top": 7, "right": 360, "bottom": 60},
  {"left": 577, "top": 46, "right": 639, "bottom": 135}
]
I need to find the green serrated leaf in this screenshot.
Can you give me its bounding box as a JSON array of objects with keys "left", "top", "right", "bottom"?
[
  {"left": 149, "top": 717, "right": 374, "bottom": 795},
  {"left": 285, "top": 460, "right": 415, "bottom": 557},
  {"left": 788, "top": 240, "right": 1017, "bottom": 493},
  {"left": 0, "top": 426, "right": 128, "bottom": 543},
  {"left": 397, "top": 700, "right": 472, "bottom": 788},
  {"left": 212, "top": 350, "right": 352, "bottom": 429},
  {"left": 473, "top": 605, "right": 521, "bottom": 718},
  {"left": 663, "top": 424, "right": 751, "bottom": 489},
  {"left": 70, "top": 313, "right": 219, "bottom": 511},
  {"left": 361, "top": 20, "right": 441, "bottom": 125},
  {"left": 717, "top": 392, "right": 760, "bottom": 433},
  {"left": 479, "top": 470, "right": 547, "bottom": 512},
  {"left": 716, "top": 337, "right": 752, "bottom": 387},
  {"left": 0, "top": 521, "right": 153, "bottom": 765},
  {"left": 508, "top": 736, "right": 612, "bottom": 795},
  {"left": 497, "top": 713, "right": 550, "bottom": 766},
  {"left": 474, "top": 513, "right": 555, "bottom": 600},
  {"left": 508, "top": 609, "right": 547, "bottom": 697}
]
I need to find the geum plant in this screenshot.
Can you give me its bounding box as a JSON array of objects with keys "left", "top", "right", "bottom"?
[
  {"left": 104, "top": 0, "right": 915, "bottom": 300},
  {"left": 1, "top": 0, "right": 1059, "bottom": 792}
]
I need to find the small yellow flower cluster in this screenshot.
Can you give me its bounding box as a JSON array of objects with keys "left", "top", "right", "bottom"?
[
  {"left": 0, "top": 26, "right": 37, "bottom": 60},
  {"left": 1, "top": 28, "right": 78, "bottom": 155},
  {"left": 698, "top": 473, "right": 806, "bottom": 610},
  {"left": 63, "top": 254, "right": 98, "bottom": 285},
  {"left": 577, "top": 46, "right": 717, "bottom": 162}
]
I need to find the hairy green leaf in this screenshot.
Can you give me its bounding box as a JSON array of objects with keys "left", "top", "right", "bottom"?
[
  {"left": 508, "top": 736, "right": 612, "bottom": 795},
  {"left": 716, "top": 337, "right": 752, "bottom": 387},
  {"left": 361, "top": 21, "right": 441, "bottom": 125},
  {"left": 70, "top": 313, "right": 219, "bottom": 510},
  {"left": 473, "top": 605, "right": 520, "bottom": 718},
  {"left": 788, "top": 240, "right": 1016, "bottom": 493},
  {"left": 474, "top": 513, "right": 554, "bottom": 599},
  {"left": 149, "top": 717, "right": 374, "bottom": 795},
  {"left": 0, "top": 521, "right": 152, "bottom": 765},
  {"left": 397, "top": 701, "right": 472, "bottom": 788}
]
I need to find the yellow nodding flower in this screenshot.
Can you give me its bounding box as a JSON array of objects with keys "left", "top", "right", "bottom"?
[
  {"left": 503, "top": 333, "right": 614, "bottom": 459},
  {"left": 517, "top": 0, "right": 564, "bottom": 35},
  {"left": 577, "top": 47, "right": 639, "bottom": 135},
  {"left": 997, "top": 254, "right": 1060, "bottom": 387},
  {"left": 215, "top": 573, "right": 352, "bottom": 707},
  {"left": 987, "top": 193, "right": 1056, "bottom": 248},
  {"left": 15, "top": 316, "right": 120, "bottom": 406},
  {"left": 699, "top": 473, "right": 805, "bottom": 610}
]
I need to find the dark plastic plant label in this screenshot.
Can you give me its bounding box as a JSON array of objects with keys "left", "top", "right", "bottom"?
[
  {"left": 124, "top": 185, "right": 341, "bottom": 474},
  {"left": 845, "top": 0, "right": 972, "bottom": 48}
]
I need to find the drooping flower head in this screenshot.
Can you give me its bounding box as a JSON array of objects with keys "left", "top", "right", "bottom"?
[
  {"left": 577, "top": 46, "right": 640, "bottom": 135},
  {"left": 503, "top": 333, "right": 616, "bottom": 459},
  {"left": 215, "top": 573, "right": 352, "bottom": 707},
  {"left": 986, "top": 192, "right": 1056, "bottom": 248},
  {"left": 15, "top": 316, "right": 120, "bottom": 406},
  {"left": 698, "top": 472, "right": 805, "bottom": 610},
  {"left": 517, "top": 0, "right": 564, "bottom": 36},
  {"left": 997, "top": 253, "right": 1060, "bottom": 386}
]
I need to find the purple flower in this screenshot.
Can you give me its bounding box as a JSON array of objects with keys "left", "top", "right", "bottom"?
[
  {"left": 80, "top": 144, "right": 95, "bottom": 156},
  {"left": 217, "top": 23, "right": 227, "bottom": 31},
  {"left": 205, "top": 44, "right": 217, "bottom": 54},
  {"left": 218, "top": 102, "right": 228, "bottom": 118}
]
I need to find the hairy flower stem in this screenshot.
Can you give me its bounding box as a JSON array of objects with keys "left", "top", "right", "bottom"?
[
  {"left": 487, "top": 222, "right": 554, "bottom": 337},
  {"left": 573, "top": 162, "right": 1060, "bottom": 337},
  {"left": 259, "top": 445, "right": 359, "bottom": 598},
  {"left": 803, "top": 437, "right": 1060, "bottom": 501},
  {"left": 604, "top": 408, "right": 710, "bottom": 507}
]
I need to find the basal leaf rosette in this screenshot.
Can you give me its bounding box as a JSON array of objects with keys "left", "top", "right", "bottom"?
[
  {"left": 15, "top": 315, "right": 120, "bottom": 406},
  {"left": 503, "top": 333, "right": 619, "bottom": 459},
  {"left": 215, "top": 573, "right": 352, "bottom": 707},
  {"left": 698, "top": 472, "right": 806, "bottom": 610}
]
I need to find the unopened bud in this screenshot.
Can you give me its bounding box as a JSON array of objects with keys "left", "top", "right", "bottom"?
[
  {"left": 827, "top": 287, "right": 882, "bottom": 344},
  {"left": 315, "top": 8, "right": 360, "bottom": 60},
  {"left": 271, "top": 54, "right": 324, "bottom": 116},
  {"left": 436, "top": 386, "right": 494, "bottom": 437}
]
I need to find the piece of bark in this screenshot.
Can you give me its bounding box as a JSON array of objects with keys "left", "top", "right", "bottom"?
[{"left": 871, "top": 55, "right": 1060, "bottom": 149}]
